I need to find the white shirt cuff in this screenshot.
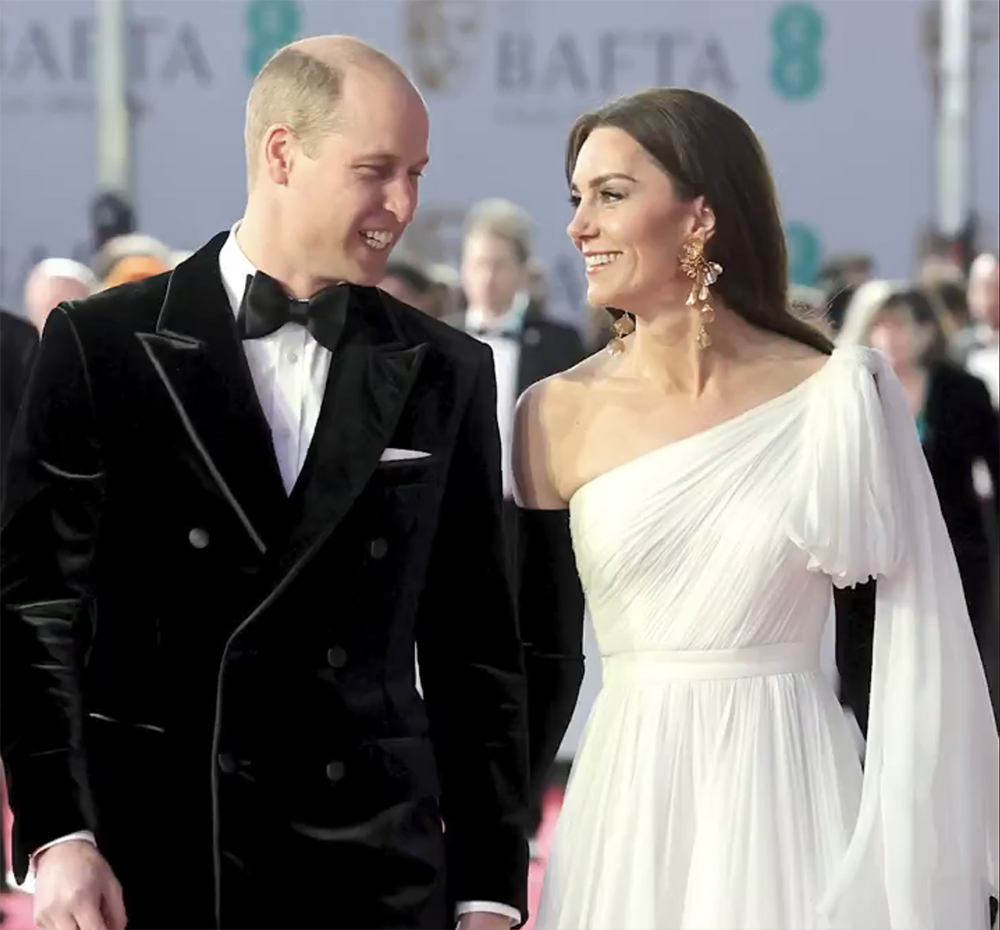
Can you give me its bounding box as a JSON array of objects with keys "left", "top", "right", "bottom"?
[
  {"left": 455, "top": 900, "right": 522, "bottom": 925},
  {"left": 30, "top": 830, "right": 97, "bottom": 871}
]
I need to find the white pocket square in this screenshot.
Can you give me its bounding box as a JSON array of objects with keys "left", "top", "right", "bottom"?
[{"left": 380, "top": 448, "right": 431, "bottom": 462}]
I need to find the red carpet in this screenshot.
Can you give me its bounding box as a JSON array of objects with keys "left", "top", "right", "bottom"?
[{"left": 524, "top": 784, "right": 564, "bottom": 930}]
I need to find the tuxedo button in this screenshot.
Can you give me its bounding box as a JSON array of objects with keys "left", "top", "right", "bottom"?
[
  {"left": 326, "top": 646, "right": 347, "bottom": 669},
  {"left": 369, "top": 538, "right": 389, "bottom": 560},
  {"left": 523, "top": 326, "right": 541, "bottom": 346},
  {"left": 325, "top": 760, "right": 345, "bottom": 783},
  {"left": 188, "top": 528, "right": 210, "bottom": 549},
  {"left": 217, "top": 752, "right": 237, "bottom": 775}
]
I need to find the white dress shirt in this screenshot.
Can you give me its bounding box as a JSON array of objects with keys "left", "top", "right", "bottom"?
[
  {"left": 217, "top": 226, "right": 331, "bottom": 495},
  {"left": 31, "top": 226, "right": 520, "bottom": 927},
  {"left": 466, "top": 292, "right": 529, "bottom": 500}
]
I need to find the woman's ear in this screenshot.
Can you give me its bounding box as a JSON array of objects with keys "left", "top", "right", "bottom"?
[{"left": 691, "top": 195, "right": 717, "bottom": 241}]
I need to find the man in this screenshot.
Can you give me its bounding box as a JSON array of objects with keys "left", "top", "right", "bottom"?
[
  {"left": 456, "top": 199, "right": 584, "bottom": 525},
  {"left": 454, "top": 199, "right": 584, "bottom": 852},
  {"left": 22, "top": 258, "right": 96, "bottom": 333},
  {"left": 1, "top": 36, "right": 528, "bottom": 930}
]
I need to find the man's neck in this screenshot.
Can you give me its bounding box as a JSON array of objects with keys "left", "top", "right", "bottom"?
[{"left": 237, "top": 207, "right": 340, "bottom": 300}]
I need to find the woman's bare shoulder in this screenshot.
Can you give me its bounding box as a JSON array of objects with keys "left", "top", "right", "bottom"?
[{"left": 513, "top": 348, "right": 610, "bottom": 508}]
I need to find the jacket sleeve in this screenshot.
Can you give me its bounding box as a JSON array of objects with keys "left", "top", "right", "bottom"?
[
  {"left": 1, "top": 306, "right": 104, "bottom": 880},
  {"left": 415, "top": 346, "right": 530, "bottom": 919}
]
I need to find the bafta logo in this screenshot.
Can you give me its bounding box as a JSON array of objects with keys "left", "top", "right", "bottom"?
[{"left": 403, "top": 0, "right": 484, "bottom": 93}]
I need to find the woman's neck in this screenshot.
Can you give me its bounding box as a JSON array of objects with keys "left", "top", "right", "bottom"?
[{"left": 625, "top": 298, "right": 759, "bottom": 397}]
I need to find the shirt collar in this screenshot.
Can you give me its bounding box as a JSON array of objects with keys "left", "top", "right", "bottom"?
[
  {"left": 466, "top": 290, "right": 530, "bottom": 335},
  {"left": 218, "top": 221, "right": 257, "bottom": 319},
  {"left": 218, "top": 222, "right": 352, "bottom": 319}
]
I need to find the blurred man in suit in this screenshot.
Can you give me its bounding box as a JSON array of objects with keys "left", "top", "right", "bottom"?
[
  {"left": 456, "top": 199, "right": 584, "bottom": 526},
  {"left": 454, "top": 199, "right": 585, "bottom": 850}
]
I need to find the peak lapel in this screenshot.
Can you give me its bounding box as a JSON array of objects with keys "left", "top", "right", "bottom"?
[
  {"left": 137, "top": 234, "right": 287, "bottom": 553},
  {"left": 278, "top": 288, "right": 427, "bottom": 574}
]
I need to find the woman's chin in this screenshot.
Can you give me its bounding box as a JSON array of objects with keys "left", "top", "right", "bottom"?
[{"left": 586, "top": 280, "right": 622, "bottom": 310}]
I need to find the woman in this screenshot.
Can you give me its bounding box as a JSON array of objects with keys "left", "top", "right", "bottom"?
[
  {"left": 514, "top": 88, "right": 999, "bottom": 929},
  {"left": 840, "top": 284, "right": 999, "bottom": 651}
]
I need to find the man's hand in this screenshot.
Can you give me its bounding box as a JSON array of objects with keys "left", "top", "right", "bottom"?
[
  {"left": 33, "top": 840, "right": 127, "bottom": 930},
  {"left": 457, "top": 913, "right": 512, "bottom": 930}
]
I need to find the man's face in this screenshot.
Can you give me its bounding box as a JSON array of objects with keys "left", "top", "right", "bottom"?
[
  {"left": 460, "top": 231, "right": 527, "bottom": 316},
  {"left": 282, "top": 69, "right": 430, "bottom": 286}
]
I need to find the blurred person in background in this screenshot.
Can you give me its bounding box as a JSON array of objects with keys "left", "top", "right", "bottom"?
[
  {"left": 839, "top": 284, "right": 999, "bottom": 655},
  {"left": 918, "top": 253, "right": 970, "bottom": 334},
  {"left": 99, "top": 254, "right": 172, "bottom": 290},
  {"left": 456, "top": 197, "right": 584, "bottom": 853},
  {"left": 89, "top": 192, "right": 135, "bottom": 254},
  {"left": 2, "top": 35, "right": 528, "bottom": 930},
  {"left": 22, "top": 258, "right": 96, "bottom": 333},
  {"left": 379, "top": 255, "right": 436, "bottom": 314},
  {"left": 92, "top": 232, "right": 174, "bottom": 285},
  {"left": 457, "top": 198, "right": 584, "bottom": 505},
  {"left": 817, "top": 252, "right": 873, "bottom": 334},
  {"left": 960, "top": 253, "right": 1000, "bottom": 408},
  {"left": 514, "top": 87, "right": 996, "bottom": 929},
  {"left": 526, "top": 258, "right": 549, "bottom": 309}
]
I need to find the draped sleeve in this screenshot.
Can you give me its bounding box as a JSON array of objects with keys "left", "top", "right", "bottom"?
[{"left": 788, "top": 345, "right": 999, "bottom": 929}]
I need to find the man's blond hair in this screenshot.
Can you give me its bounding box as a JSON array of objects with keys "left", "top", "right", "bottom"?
[
  {"left": 463, "top": 198, "right": 534, "bottom": 265},
  {"left": 243, "top": 38, "right": 411, "bottom": 184}
]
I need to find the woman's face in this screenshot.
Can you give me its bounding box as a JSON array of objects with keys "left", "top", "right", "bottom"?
[
  {"left": 869, "top": 304, "right": 933, "bottom": 371},
  {"left": 567, "top": 127, "right": 706, "bottom": 315}
]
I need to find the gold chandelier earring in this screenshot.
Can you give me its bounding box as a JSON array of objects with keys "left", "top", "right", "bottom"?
[
  {"left": 679, "top": 233, "right": 723, "bottom": 350},
  {"left": 607, "top": 310, "right": 636, "bottom": 356}
]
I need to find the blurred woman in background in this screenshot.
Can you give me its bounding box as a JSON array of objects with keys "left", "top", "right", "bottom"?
[{"left": 839, "top": 283, "right": 999, "bottom": 650}]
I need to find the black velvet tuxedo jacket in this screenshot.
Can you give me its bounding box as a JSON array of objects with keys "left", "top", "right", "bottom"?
[{"left": 0, "top": 233, "right": 530, "bottom": 928}]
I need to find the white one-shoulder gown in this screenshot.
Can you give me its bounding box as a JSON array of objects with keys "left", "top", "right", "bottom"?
[{"left": 536, "top": 347, "right": 999, "bottom": 930}]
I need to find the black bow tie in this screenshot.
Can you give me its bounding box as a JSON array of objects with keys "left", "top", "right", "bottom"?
[
  {"left": 237, "top": 271, "right": 350, "bottom": 351},
  {"left": 471, "top": 325, "right": 520, "bottom": 341}
]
